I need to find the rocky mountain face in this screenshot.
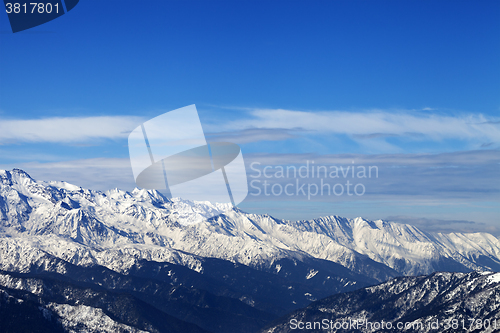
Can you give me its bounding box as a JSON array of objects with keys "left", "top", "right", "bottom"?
[
  {"left": 0, "top": 169, "right": 499, "bottom": 332},
  {"left": 262, "top": 271, "right": 500, "bottom": 333}
]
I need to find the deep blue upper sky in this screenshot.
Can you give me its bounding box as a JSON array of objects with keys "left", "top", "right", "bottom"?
[{"left": 1, "top": 0, "right": 499, "bottom": 117}]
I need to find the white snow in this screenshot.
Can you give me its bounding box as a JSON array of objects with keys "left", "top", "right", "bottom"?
[
  {"left": 306, "top": 269, "right": 318, "bottom": 279},
  {"left": 48, "top": 303, "right": 149, "bottom": 333},
  {"left": 487, "top": 272, "right": 500, "bottom": 285},
  {"left": 0, "top": 168, "right": 499, "bottom": 280}
]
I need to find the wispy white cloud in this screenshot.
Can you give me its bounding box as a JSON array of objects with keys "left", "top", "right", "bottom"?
[
  {"left": 219, "top": 109, "right": 500, "bottom": 144},
  {"left": 205, "top": 128, "right": 298, "bottom": 144},
  {"left": 245, "top": 149, "right": 500, "bottom": 166},
  {"left": 0, "top": 116, "right": 144, "bottom": 143},
  {"left": 3, "top": 110, "right": 499, "bottom": 148}
]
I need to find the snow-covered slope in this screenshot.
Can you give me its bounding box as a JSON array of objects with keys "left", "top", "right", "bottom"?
[
  {"left": 0, "top": 169, "right": 498, "bottom": 280},
  {"left": 262, "top": 271, "right": 500, "bottom": 333}
]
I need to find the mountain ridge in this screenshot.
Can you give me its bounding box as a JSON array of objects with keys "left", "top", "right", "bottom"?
[
  {"left": 0, "top": 168, "right": 499, "bottom": 332},
  {"left": 1, "top": 168, "right": 499, "bottom": 278}
]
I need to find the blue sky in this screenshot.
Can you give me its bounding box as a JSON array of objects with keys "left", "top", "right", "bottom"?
[{"left": 0, "top": 1, "right": 499, "bottom": 234}]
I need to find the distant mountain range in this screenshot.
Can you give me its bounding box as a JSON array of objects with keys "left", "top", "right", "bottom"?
[{"left": 0, "top": 169, "right": 499, "bottom": 332}]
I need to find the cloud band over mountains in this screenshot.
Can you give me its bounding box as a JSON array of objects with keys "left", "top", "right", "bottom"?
[{"left": 0, "top": 110, "right": 498, "bottom": 148}]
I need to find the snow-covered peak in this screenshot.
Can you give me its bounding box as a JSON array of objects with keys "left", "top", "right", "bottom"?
[
  {"left": 0, "top": 168, "right": 34, "bottom": 183},
  {"left": 0, "top": 168, "right": 37, "bottom": 191}
]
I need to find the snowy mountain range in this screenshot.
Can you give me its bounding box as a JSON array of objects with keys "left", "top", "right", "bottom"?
[{"left": 0, "top": 168, "right": 499, "bottom": 332}]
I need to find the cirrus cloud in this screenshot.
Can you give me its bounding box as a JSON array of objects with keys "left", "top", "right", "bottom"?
[
  {"left": 0, "top": 116, "right": 144, "bottom": 143},
  {"left": 220, "top": 109, "right": 500, "bottom": 144}
]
